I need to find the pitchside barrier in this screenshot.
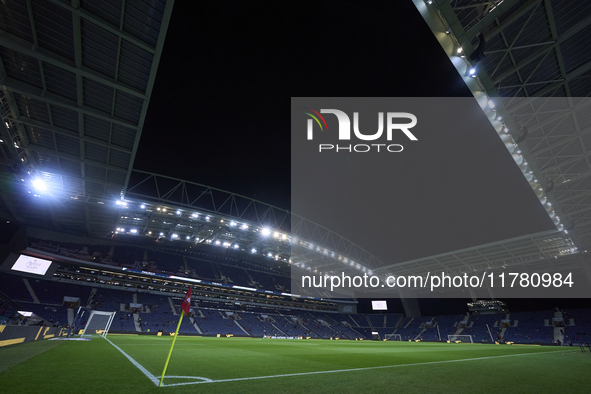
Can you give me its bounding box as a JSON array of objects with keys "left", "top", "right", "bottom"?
[{"left": 0, "top": 325, "right": 66, "bottom": 347}]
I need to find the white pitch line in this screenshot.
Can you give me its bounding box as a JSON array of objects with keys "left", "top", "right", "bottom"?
[
  {"left": 104, "top": 337, "right": 160, "bottom": 386},
  {"left": 162, "top": 349, "right": 576, "bottom": 388}
]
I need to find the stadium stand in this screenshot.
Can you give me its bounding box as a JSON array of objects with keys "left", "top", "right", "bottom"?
[
  {"left": 503, "top": 310, "right": 555, "bottom": 344},
  {"left": 1, "top": 236, "right": 588, "bottom": 344}
]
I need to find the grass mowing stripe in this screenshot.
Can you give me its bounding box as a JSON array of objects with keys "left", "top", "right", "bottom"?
[
  {"left": 0, "top": 339, "right": 63, "bottom": 374},
  {"left": 104, "top": 337, "right": 160, "bottom": 386},
  {"left": 156, "top": 346, "right": 575, "bottom": 387}
]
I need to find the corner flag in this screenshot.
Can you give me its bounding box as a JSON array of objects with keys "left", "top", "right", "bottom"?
[
  {"left": 159, "top": 286, "right": 192, "bottom": 387},
  {"left": 181, "top": 286, "right": 192, "bottom": 315}
]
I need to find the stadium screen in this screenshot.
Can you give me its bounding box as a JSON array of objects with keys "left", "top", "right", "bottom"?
[
  {"left": 372, "top": 300, "right": 388, "bottom": 311},
  {"left": 11, "top": 255, "right": 52, "bottom": 275},
  {"left": 18, "top": 311, "right": 33, "bottom": 317}
]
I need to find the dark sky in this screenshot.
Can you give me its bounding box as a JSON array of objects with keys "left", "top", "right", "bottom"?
[{"left": 135, "top": 0, "right": 555, "bottom": 265}]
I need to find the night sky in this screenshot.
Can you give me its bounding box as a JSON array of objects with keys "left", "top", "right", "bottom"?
[{"left": 135, "top": 1, "right": 554, "bottom": 266}]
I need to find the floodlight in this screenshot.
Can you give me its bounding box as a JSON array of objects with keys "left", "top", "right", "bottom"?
[
  {"left": 230, "top": 221, "right": 237, "bottom": 227},
  {"left": 251, "top": 248, "right": 257, "bottom": 254},
  {"left": 32, "top": 178, "right": 47, "bottom": 192},
  {"left": 176, "top": 210, "right": 181, "bottom": 215},
  {"left": 261, "top": 228, "right": 271, "bottom": 236},
  {"left": 241, "top": 224, "right": 248, "bottom": 230},
  {"left": 140, "top": 204, "right": 146, "bottom": 209},
  {"left": 130, "top": 229, "right": 138, "bottom": 234},
  {"left": 171, "top": 234, "right": 179, "bottom": 239},
  {"left": 233, "top": 244, "right": 239, "bottom": 249},
  {"left": 487, "top": 100, "right": 495, "bottom": 109}
]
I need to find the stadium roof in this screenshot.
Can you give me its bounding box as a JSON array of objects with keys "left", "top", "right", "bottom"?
[
  {"left": 397, "top": 0, "right": 590, "bottom": 277},
  {"left": 0, "top": 0, "right": 173, "bottom": 234}
]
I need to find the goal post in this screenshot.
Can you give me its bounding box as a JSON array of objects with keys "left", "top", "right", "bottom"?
[
  {"left": 447, "top": 334, "right": 473, "bottom": 343},
  {"left": 81, "top": 311, "right": 117, "bottom": 338},
  {"left": 384, "top": 334, "right": 402, "bottom": 341}
]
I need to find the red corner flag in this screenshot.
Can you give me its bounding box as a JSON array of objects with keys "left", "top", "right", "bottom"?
[
  {"left": 181, "top": 287, "right": 192, "bottom": 315},
  {"left": 160, "top": 286, "right": 193, "bottom": 387}
]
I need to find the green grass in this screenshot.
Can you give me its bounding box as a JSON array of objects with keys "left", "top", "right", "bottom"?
[{"left": 1, "top": 335, "right": 590, "bottom": 393}]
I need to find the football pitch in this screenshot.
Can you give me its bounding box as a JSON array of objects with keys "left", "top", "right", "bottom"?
[{"left": 1, "top": 335, "right": 589, "bottom": 393}]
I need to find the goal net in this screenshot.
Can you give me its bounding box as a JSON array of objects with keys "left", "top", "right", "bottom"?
[
  {"left": 384, "top": 334, "right": 402, "bottom": 341},
  {"left": 81, "top": 311, "right": 116, "bottom": 338},
  {"left": 448, "top": 334, "right": 473, "bottom": 343}
]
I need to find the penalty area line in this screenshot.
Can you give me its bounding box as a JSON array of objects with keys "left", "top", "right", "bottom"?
[{"left": 163, "top": 349, "right": 576, "bottom": 388}]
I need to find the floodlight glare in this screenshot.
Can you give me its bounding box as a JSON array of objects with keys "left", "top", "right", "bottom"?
[
  {"left": 457, "top": 47, "right": 463, "bottom": 54},
  {"left": 176, "top": 210, "right": 181, "bottom": 215},
  {"left": 130, "top": 229, "right": 138, "bottom": 234},
  {"left": 230, "top": 221, "right": 237, "bottom": 227},
  {"left": 140, "top": 204, "right": 146, "bottom": 209},
  {"left": 251, "top": 248, "right": 257, "bottom": 254},
  {"left": 171, "top": 234, "right": 179, "bottom": 239},
  {"left": 32, "top": 178, "right": 47, "bottom": 192},
  {"left": 469, "top": 68, "right": 476, "bottom": 75},
  {"left": 261, "top": 228, "right": 271, "bottom": 236}
]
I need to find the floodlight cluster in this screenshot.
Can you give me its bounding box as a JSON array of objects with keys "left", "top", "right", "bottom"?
[
  {"left": 112, "top": 200, "right": 373, "bottom": 276},
  {"left": 422, "top": 1, "right": 566, "bottom": 234}
]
